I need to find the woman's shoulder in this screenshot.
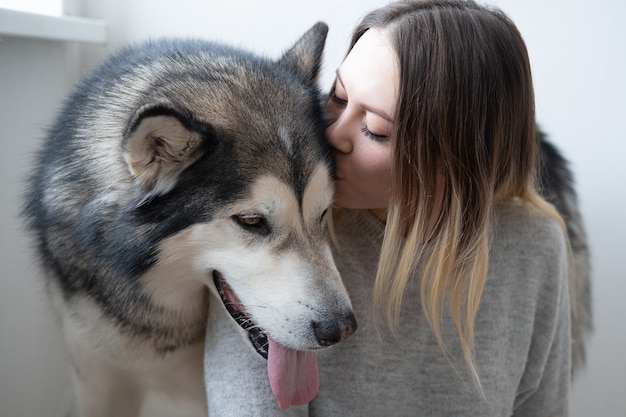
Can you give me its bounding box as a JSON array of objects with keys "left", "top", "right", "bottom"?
[
  {"left": 489, "top": 200, "right": 568, "bottom": 291},
  {"left": 488, "top": 200, "right": 569, "bottom": 307},
  {"left": 492, "top": 200, "right": 566, "bottom": 251}
]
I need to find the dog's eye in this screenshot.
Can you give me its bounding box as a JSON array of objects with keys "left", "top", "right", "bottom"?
[
  {"left": 234, "top": 214, "right": 271, "bottom": 235},
  {"left": 238, "top": 214, "right": 261, "bottom": 226},
  {"left": 320, "top": 208, "right": 328, "bottom": 224}
]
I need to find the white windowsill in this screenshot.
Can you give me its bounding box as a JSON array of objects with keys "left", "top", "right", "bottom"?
[{"left": 0, "top": 8, "right": 107, "bottom": 44}]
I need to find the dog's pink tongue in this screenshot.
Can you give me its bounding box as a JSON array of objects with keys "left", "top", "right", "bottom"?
[{"left": 267, "top": 338, "right": 319, "bottom": 409}]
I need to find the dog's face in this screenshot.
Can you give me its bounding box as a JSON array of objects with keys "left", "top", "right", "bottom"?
[
  {"left": 120, "top": 24, "right": 355, "bottom": 355},
  {"left": 171, "top": 167, "right": 351, "bottom": 354}
]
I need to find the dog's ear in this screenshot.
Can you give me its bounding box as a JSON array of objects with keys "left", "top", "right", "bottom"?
[
  {"left": 278, "top": 22, "right": 328, "bottom": 84},
  {"left": 123, "top": 104, "right": 205, "bottom": 202}
]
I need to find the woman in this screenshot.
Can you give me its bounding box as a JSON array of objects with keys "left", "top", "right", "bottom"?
[{"left": 205, "top": 1, "right": 571, "bottom": 415}]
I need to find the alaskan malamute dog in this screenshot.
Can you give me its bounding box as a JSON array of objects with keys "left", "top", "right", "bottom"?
[{"left": 23, "top": 23, "right": 357, "bottom": 416}]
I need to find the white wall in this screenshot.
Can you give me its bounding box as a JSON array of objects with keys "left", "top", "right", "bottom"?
[
  {"left": 0, "top": 38, "right": 81, "bottom": 417},
  {"left": 77, "top": 0, "right": 393, "bottom": 92},
  {"left": 1, "top": 0, "right": 624, "bottom": 416}
]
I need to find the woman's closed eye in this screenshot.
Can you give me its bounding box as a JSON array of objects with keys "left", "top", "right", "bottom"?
[
  {"left": 329, "top": 91, "right": 347, "bottom": 106},
  {"left": 361, "top": 122, "right": 388, "bottom": 142}
]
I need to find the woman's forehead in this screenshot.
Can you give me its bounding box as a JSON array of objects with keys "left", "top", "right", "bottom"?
[{"left": 338, "top": 28, "right": 399, "bottom": 123}]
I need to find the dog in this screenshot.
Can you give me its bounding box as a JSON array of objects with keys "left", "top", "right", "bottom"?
[
  {"left": 537, "top": 131, "right": 592, "bottom": 375},
  {"left": 22, "top": 22, "right": 357, "bottom": 416}
]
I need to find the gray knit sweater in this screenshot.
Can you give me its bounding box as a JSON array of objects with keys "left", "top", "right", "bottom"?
[{"left": 204, "top": 203, "right": 571, "bottom": 416}]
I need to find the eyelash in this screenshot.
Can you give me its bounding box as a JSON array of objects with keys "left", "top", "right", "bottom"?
[
  {"left": 329, "top": 91, "right": 346, "bottom": 105},
  {"left": 361, "top": 123, "right": 388, "bottom": 142},
  {"left": 330, "top": 89, "right": 388, "bottom": 142}
]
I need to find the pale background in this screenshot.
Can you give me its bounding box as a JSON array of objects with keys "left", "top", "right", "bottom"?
[{"left": 1, "top": 0, "right": 624, "bottom": 416}]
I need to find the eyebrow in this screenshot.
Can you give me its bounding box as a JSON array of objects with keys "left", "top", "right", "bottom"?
[{"left": 336, "top": 70, "right": 395, "bottom": 123}]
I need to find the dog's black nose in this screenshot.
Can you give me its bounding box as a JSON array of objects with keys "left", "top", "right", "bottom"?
[{"left": 313, "top": 311, "right": 357, "bottom": 347}]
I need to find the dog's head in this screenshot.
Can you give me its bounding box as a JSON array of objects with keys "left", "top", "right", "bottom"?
[{"left": 121, "top": 23, "right": 356, "bottom": 373}]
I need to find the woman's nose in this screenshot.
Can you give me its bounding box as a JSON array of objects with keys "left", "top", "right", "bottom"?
[{"left": 325, "top": 113, "right": 353, "bottom": 154}]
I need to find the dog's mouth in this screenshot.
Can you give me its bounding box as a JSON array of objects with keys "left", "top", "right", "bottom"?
[
  {"left": 211, "top": 270, "right": 321, "bottom": 409},
  {"left": 212, "top": 271, "right": 269, "bottom": 359}
]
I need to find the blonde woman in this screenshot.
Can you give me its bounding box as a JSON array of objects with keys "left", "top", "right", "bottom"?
[{"left": 205, "top": 1, "right": 571, "bottom": 415}]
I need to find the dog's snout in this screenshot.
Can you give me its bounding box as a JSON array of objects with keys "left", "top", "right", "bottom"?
[{"left": 313, "top": 311, "right": 357, "bottom": 347}]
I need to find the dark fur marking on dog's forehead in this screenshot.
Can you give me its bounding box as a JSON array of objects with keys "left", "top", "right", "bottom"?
[{"left": 268, "top": 133, "right": 330, "bottom": 208}]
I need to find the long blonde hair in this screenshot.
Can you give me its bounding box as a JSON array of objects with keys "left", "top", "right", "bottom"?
[{"left": 343, "top": 0, "right": 566, "bottom": 384}]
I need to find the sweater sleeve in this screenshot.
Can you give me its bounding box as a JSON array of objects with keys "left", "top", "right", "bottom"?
[
  {"left": 204, "top": 297, "right": 309, "bottom": 417},
  {"left": 512, "top": 227, "right": 572, "bottom": 417}
]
